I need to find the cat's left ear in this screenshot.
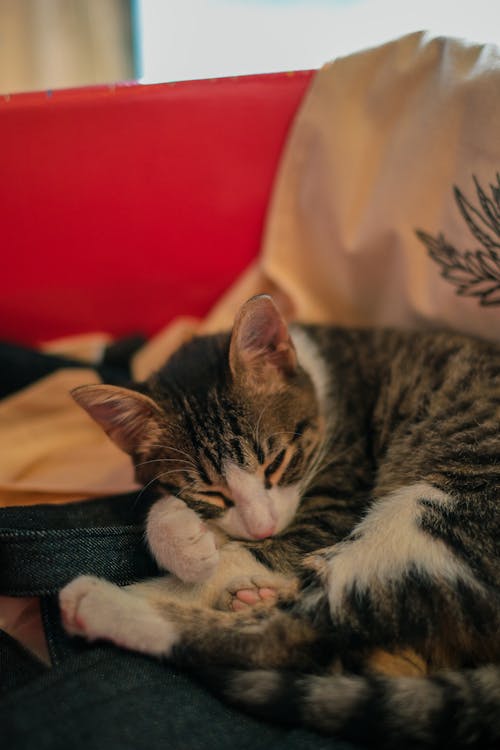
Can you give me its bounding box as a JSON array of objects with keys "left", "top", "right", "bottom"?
[
  {"left": 71, "top": 384, "right": 163, "bottom": 455},
  {"left": 229, "top": 294, "right": 297, "bottom": 389}
]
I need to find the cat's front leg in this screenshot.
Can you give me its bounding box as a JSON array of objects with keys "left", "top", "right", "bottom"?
[
  {"left": 59, "top": 575, "right": 180, "bottom": 656},
  {"left": 146, "top": 498, "right": 298, "bottom": 608},
  {"left": 146, "top": 495, "right": 220, "bottom": 583},
  {"left": 301, "top": 482, "right": 492, "bottom": 669}
]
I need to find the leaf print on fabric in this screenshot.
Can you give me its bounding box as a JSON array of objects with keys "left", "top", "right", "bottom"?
[{"left": 416, "top": 174, "right": 500, "bottom": 306}]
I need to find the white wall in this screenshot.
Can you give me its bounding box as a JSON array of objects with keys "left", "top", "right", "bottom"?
[{"left": 138, "top": 0, "right": 500, "bottom": 83}]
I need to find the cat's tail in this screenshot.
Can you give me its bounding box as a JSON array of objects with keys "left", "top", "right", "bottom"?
[{"left": 203, "top": 664, "right": 500, "bottom": 749}]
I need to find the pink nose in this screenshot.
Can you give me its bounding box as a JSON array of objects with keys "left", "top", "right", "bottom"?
[{"left": 251, "top": 526, "right": 276, "bottom": 540}]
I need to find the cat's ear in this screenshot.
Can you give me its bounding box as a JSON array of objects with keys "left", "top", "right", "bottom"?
[
  {"left": 229, "top": 295, "right": 297, "bottom": 389},
  {"left": 71, "top": 384, "right": 162, "bottom": 455}
]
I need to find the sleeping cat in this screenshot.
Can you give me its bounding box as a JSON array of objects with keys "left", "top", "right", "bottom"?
[{"left": 60, "top": 294, "right": 500, "bottom": 748}]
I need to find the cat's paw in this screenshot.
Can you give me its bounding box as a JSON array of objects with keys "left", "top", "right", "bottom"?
[
  {"left": 59, "top": 574, "right": 106, "bottom": 637},
  {"left": 146, "top": 496, "right": 220, "bottom": 583},
  {"left": 59, "top": 575, "right": 179, "bottom": 656},
  {"left": 217, "top": 573, "right": 298, "bottom": 612}
]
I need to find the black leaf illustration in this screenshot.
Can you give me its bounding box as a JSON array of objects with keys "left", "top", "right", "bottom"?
[
  {"left": 455, "top": 173, "right": 500, "bottom": 249},
  {"left": 416, "top": 174, "right": 500, "bottom": 307}
]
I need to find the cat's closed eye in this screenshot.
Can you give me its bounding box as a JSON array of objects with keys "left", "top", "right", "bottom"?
[{"left": 197, "top": 490, "right": 234, "bottom": 508}]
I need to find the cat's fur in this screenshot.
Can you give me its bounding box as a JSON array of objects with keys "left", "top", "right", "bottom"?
[{"left": 60, "top": 295, "right": 500, "bottom": 748}]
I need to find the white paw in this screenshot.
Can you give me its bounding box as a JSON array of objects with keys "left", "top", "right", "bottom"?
[
  {"left": 59, "top": 575, "right": 179, "bottom": 656},
  {"left": 59, "top": 574, "right": 106, "bottom": 637},
  {"left": 146, "top": 496, "right": 220, "bottom": 583}
]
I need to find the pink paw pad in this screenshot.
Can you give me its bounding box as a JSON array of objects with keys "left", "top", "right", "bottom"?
[{"left": 232, "top": 586, "right": 278, "bottom": 611}]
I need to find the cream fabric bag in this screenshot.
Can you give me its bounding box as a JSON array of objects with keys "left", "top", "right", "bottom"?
[{"left": 257, "top": 31, "right": 500, "bottom": 337}]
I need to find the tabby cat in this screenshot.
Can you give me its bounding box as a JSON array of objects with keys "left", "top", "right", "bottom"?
[{"left": 60, "top": 294, "right": 500, "bottom": 748}]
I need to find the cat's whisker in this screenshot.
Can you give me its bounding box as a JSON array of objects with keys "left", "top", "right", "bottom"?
[
  {"left": 135, "top": 466, "right": 203, "bottom": 510},
  {"left": 134, "top": 458, "right": 197, "bottom": 469},
  {"left": 300, "top": 422, "right": 361, "bottom": 490},
  {"left": 266, "top": 430, "right": 303, "bottom": 439},
  {"left": 253, "top": 403, "right": 271, "bottom": 448},
  {"left": 299, "top": 438, "right": 333, "bottom": 491},
  {"left": 134, "top": 468, "right": 187, "bottom": 505},
  {"left": 139, "top": 451, "right": 198, "bottom": 472},
  {"left": 146, "top": 443, "right": 200, "bottom": 465},
  {"left": 262, "top": 429, "right": 305, "bottom": 447}
]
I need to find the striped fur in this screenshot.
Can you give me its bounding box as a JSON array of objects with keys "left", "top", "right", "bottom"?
[
  {"left": 66, "top": 295, "right": 500, "bottom": 748},
  {"left": 223, "top": 664, "right": 500, "bottom": 748}
]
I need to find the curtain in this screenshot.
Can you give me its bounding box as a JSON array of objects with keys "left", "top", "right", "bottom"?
[{"left": 0, "top": 0, "right": 134, "bottom": 94}]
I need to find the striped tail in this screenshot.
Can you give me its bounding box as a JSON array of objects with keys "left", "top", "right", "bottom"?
[{"left": 206, "top": 665, "right": 500, "bottom": 749}]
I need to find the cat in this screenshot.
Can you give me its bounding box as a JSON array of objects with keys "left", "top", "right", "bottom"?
[{"left": 59, "top": 294, "right": 500, "bottom": 748}]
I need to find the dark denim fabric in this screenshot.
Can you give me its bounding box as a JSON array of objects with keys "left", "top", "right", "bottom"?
[
  {"left": 0, "top": 494, "right": 160, "bottom": 596},
  {"left": 0, "top": 631, "right": 48, "bottom": 694},
  {"left": 1, "top": 642, "right": 356, "bottom": 750}
]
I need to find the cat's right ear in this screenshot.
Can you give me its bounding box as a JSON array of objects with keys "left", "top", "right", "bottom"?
[
  {"left": 71, "top": 384, "right": 162, "bottom": 455},
  {"left": 229, "top": 294, "right": 297, "bottom": 390}
]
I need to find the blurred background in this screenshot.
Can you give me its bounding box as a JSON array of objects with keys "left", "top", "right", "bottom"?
[{"left": 1, "top": 0, "right": 500, "bottom": 95}]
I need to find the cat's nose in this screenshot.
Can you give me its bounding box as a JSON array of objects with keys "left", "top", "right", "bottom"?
[{"left": 251, "top": 525, "right": 276, "bottom": 540}]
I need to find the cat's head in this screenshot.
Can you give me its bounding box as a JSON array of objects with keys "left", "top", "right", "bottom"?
[{"left": 72, "top": 295, "right": 325, "bottom": 540}]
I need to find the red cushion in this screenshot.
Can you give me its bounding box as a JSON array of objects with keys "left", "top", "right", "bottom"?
[{"left": 0, "top": 72, "right": 312, "bottom": 345}]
